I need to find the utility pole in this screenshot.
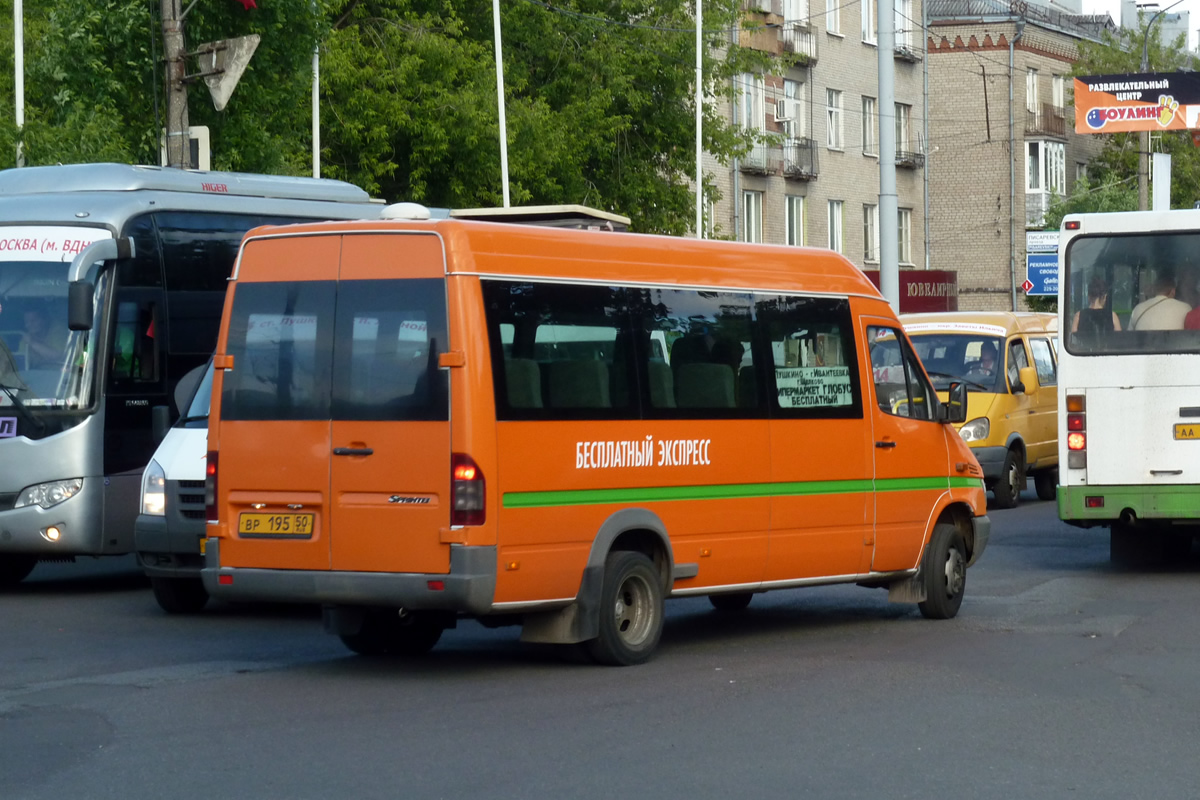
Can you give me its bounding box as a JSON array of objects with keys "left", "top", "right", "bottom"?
[
  {"left": 1138, "top": 0, "right": 1185, "bottom": 211},
  {"left": 161, "top": 0, "right": 192, "bottom": 169}
]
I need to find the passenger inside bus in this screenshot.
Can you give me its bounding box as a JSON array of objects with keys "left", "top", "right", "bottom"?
[
  {"left": 1071, "top": 276, "right": 1121, "bottom": 335},
  {"left": 1129, "top": 272, "right": 1190, "bottom": 331}
]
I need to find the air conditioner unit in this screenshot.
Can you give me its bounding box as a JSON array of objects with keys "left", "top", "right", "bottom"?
[
  {"left": 774, "top": 99, "right": 793, "bottom": 122},
  {"left": 159, "top": 125, "right": 211, "bottom": 171}
]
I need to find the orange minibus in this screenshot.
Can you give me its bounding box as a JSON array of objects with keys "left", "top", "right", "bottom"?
[{"left": 201, "top": 207, "right": 990, "bottom": 665}]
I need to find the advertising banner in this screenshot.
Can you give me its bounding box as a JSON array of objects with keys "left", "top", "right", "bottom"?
[
  {"left": 1075, "top": 73, "right": 1200, "bottom": 134},
  {"left": 861, "top": 270, "right": 958, "bottom": 312}
]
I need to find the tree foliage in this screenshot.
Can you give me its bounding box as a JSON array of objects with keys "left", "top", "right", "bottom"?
[{"left": 0, "top": 0, "right": 784, "bottom": 234}]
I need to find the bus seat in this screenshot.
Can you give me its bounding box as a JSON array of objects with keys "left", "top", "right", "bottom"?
[
  {"left": 505, "top": 357, "right": 543, "bottom": 409},
  {"left": 647, "top": 360, "right": 675, "bottom": 408},
  {"left": 547, "top": 360, "right": 611, "bottom": 409},
  {"left": 676, "top": 363, "right": 735, "bottom": 408}
]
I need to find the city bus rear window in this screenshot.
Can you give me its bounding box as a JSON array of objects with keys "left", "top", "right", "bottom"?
[{"left": 1065, "top": 232, "right": 1200, "bottom": 355}]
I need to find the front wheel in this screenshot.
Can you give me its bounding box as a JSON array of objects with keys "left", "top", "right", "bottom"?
[
  {"left": 586, "top": 551, "right": 664, "bottom": 666},
  {"left": 151, "top": 576, "right": 209, "bottom": 614},
  {"left": 0, "top": 554, "right": 37, "bottom": 588},
  {"left": 918, "top": 522, "right": 966, "bottom": 620},
  {"left": 991, "top": 448, "right": 1025, "bottom": 509}
]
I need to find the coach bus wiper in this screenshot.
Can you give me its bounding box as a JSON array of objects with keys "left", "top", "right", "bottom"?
[
  {"left": 176, "top": 414, "right": 208, "bottom": 424},
  {"left": 0, "top": 383, "right": 45, "bottom": 435}
]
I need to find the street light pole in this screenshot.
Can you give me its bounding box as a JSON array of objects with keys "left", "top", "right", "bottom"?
[{"left": 1138, "top": 0, "right": 1185, "bottom": 211}]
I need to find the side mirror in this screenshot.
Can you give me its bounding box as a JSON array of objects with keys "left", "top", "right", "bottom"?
[
  {"left": 68, "top": 281, "right": 94, "bottom": 331},
  {"left": 1013, "top": 365, "right": 1038, "bottom": 395},
  {"left": 152, "top": 404, "right": 171, "bottom": 444},
  {"left": 940, "top": 381, "right": 968, "bottom": 424}
]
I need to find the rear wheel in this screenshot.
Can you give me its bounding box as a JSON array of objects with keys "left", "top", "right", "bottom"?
[
  {"left": 150, "top": 576, "right": 209, "bottom": 614},
  {"left": 0, "top": 554, "right": 37, "bottom": 588},
  {"left": 339, "top": 609, "right": 444, "bottom": 656},
  {"left": 918, "top": 523, "right": 966, "bottom": 620},
  {"left": 709, "top": 592, "right": 753, "bottom": 612},
  {"left": 586, "top": 551, "right": 664, "bottom": 666},
  {"left": 991, "top": 448, "right": 1025, "bottom": 509},
  {"left": 1033, "top": 468, "right": 1058, "bottom": 502}
]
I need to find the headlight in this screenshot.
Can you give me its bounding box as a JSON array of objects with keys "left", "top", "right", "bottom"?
[
  {"left": 15, "top": 478, "right": 83, "bottom": 510},
  {"left": 958, "top": 417, "right": 990, "bottom": 443},
  {"left": 141, "top": 460, "right": 166, "bottom": 516}
]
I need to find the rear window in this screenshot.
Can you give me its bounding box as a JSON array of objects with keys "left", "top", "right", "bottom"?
[{"left": 221, "top": 279, "right": 448, "bottom": 421}]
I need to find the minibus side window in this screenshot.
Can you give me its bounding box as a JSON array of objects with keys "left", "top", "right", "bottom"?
[
  {"left": 632, "top": 287, "right": 761, "bottom": 418},
  {"left": 221, "top": 281, "right": 335, "bottom": 420},
  {"left": 868, "top": 326, "right": 933, "bottom": 420},
  {"left": 1006, "top": 339, "right": 1030, "bottom": 392},
  {"left": 1029, "top": 338, "right": 1056, "bottom": 386},
  {"left": 483, "top": 280, "right": 636, "bottom": 421},
  {"left": 756, "top": 294, "right": 861, "bottom": 419}
]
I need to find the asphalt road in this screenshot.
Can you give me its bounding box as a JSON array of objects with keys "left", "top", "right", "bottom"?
[{"left": 3, "top": 487, "right": 1199, "bottom": 800}]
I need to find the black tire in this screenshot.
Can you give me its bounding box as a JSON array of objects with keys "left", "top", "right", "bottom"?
[
  {"left": 339, "top": 609, "right": 444, "bottom": 657},
  {"left": 1033, "top": 468, "right": 1058, "bottom": 502},
  {"left": 991, "top": 448, "right": 1025, "bottom": 509},
  {"left": 151, "top": 576, "right": 209, "bottom": 614},
  {"left": 0, "top": 554, "right": 37, "bottom": 588},
  {"left": 918, "top": 523, "right": 966, "bottom": 620},
  {"left": 586, "top": 551, "right": 664, "bottom": 666},
  {"left": 709, "top": 592, "right": 753, "bottom": 612}
]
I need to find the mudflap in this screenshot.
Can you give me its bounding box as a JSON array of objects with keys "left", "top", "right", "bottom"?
[{"left": 520, "top": 565, "right": 603, "bottom": 644}]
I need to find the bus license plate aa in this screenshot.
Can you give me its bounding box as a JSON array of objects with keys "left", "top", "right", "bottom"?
[
  {"left": 238, "top": 512, "right": 314, "bottom": 536},
  {"left": 1174, "top": 424, "right": 1200, "bottom": 440}
]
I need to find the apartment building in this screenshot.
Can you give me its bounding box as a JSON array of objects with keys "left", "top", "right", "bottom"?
[
  {"left": 926, "top": 0, "right": 1112, "bottom": 310},
  {"left": 705, "top": 0, "right": 929, "bottom": 283}
]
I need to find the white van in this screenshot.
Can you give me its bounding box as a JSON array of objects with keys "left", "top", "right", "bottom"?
[{"left": 135, "top": 361, "right": 213, "bottom": 612}]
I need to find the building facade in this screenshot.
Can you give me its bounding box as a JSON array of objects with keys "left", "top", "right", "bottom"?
[
  {"left": 926, "top": 0, "right": 1112, "bottom": 310},
  {"left": 705, "top": 0, "right": 929, "bottom": 284}
]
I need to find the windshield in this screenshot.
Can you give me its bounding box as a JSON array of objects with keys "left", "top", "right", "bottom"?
[
  {"left": 0, "top": 226, "right": 111, "bottom": 416},
  {"left": 907, "top": 333, "right": 1005, "bottom": 392},
  {"left": 1065, "top": 231, "right": 1200, "bottom": 354}
]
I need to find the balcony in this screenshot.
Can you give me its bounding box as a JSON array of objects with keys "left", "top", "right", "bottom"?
[
  {"left": 781, "top": 22, "right": 818, "bottom": 65},
  {"left": 740, "top": 141, "right": 777, "bottom": 175},
  {"left": 1026, "top": 191, "right": 1049, "bottom": 228},
  {"left": 893, "top": 42, "right": 921, "bottom": 62},
  {"left": 1026, "top": 103, "right": 1067, "bottom": 138},
  {"left": 783, "top": 138, "right": 819, "bottom": 179},
  {"left": 896, "top": 149, "right": 925, "bottom": 169}
]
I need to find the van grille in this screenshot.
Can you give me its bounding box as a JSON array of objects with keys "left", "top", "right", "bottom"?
[{"left": 174, "top": 480, "right": 208, "bottom": 521}]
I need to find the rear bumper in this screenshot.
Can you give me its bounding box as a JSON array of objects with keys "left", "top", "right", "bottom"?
[
  {"left": 968, "top": 514, "right": 990, "bottom": 568},
  {"left": 1058, "top": 483, "right": 1200, "bottom": 526},
  {"left": 200, "top": 540, "right": 497, "bottom": 616}
]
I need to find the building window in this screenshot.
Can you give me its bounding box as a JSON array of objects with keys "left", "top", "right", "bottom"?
[
  {"left": 1075, "top": 161, "right": 1088, "bottom": 186},
  {"left": 1026, "top": 68, "right": 1039, "bottom": 113},
  {"left": 743, "top": 190, "right": 763, "bottom": 243},
  {"left": 1052, "top": 74, "right": 1064, "bottom": 109},
  {"left": 827, "top": 89, "right": 843, "bottom": 149},
  {"left": 898, "top": 208, "right": 912, "bottom": 264},
  {"left": 828, "top": 200, "right": 843, "bottom": 253},
  {"left": 704, "top": 197, "right": 716, "bottom": 239},
  {"left": 827, "top": 0, "right": 840, "bottom": 33},
  {"left": 894, "top": 0, "right": 912, "bottom": 48},
  {"left": 786, "top": 196, "right": 805, "bottom": 246},
  {"left": 1027, "top": 140, "right": 1066, "bottom": 195},
  {"left": 862, "top": 96, "right": 877, "bottom": 155},
  {"left": 783, "top": 79, "right": 806, "bottom": 139},
  {"left": 862, "top": 0, "right": 876, "bottom": 43},
  {"left": 741, "top": 73, "right": 765, "bottom": 131},
  {"left": 895, "top": 102, "right": 911, "bottom": 151},
  {"left": 863, "top": 203, "right": 879, "bottom": 262}
]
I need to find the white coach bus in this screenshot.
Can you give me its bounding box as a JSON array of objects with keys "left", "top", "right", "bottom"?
[{"left": 1057, "top": 209, "right": 1200, "bottom": 565}]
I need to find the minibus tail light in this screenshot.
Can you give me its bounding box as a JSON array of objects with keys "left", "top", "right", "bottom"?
[
  {"left": 451, "top": 454, "right": 485, "bottom": 526},
  {"left": 205, "top": 451, "right": 219, "bottom": 524}
]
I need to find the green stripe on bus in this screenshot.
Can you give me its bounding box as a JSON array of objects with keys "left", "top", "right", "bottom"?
[{"left": 503, "top": 475, "right": 981, "bottom": 509}]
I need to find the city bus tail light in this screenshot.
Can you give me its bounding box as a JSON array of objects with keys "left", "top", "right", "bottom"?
[
  {"left": 451, "top": 453, "right": 485, "bottom": 526},
  {"left": 1066, "top": 394, "right": 1086, "bottom": 469},
  {"left": 205, "top": 451, "right": 219, "bottom": 524}
]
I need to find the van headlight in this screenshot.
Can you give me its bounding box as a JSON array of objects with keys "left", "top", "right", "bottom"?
[
  {"left": 958, "top": 417, "right": 990, "bottom": 443},
  {"left": 15, "top": 478, "right": 84, "bottom": 510},
  {"left": 141, "top": 460, "right": 166, "bottom": 516}
]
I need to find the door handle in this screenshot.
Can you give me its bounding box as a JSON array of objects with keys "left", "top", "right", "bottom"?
[
  {"left": 875, "top": 441, "right": 897, "bottom": 449},
  {"left": 333, "top": 447, "right": 374, "bottom": 456}
]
